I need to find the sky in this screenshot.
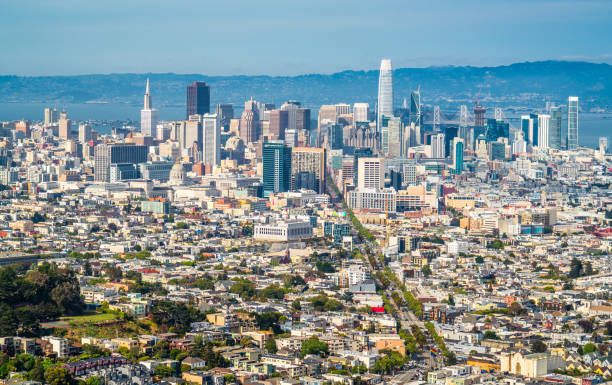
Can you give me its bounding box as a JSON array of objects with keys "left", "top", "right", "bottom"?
[{"left": 1, "top": 0, "right": 611, "bottom": 76}]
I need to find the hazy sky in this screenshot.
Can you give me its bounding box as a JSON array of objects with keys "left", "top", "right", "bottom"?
[{"left": 2, "top": 0, "right": 611, "bottom": 76}]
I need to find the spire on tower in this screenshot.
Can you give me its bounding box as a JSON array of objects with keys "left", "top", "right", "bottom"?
[{"left": 143, "top": 78, "right": 152, "bottom": 110}]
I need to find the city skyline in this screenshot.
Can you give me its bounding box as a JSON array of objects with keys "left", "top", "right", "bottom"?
[{"left": 1, "top": 0, "right": 611, "bottom": 76}]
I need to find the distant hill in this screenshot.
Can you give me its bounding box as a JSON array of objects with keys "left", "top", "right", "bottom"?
[{"left": 0, "top": 61, "right": 610, "bottom": 111}]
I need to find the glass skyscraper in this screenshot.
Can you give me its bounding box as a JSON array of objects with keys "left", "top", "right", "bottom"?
[
  {"left": 263, "top": 142, "right": 292, "bottom": 197},
  {"left": 567, "top": 96, "right": 579, "bottom": 150},
  {"left": 186, "top": 81, "right": 210, "bottom": 119},
  {"left": 549, "top": 106, "right": 562, "bottom": 149},
  {"left": 409, "top": 90, "right": 421, "bottom": 126},
  {"left": 377, "top": 59, "right": 394, "bottom": 133}
]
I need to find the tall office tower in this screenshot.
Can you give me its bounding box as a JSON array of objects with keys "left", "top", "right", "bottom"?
[
  {"left": 409, "top": 90, "right": 421, "bottom": 126},
  {"left": 58, "top": 110, "right": 71, "bottom": 140},
  {"left": 380, "top": 116, "right": 390, "bottom": 154},
  {"left": 78, "top": 123, "right": 92, "bottom": 144},
  {"left": 281, "top": 100, "right": 301, "bottom": 130},
  {"left": 94, "top": 143, "right": 148, "bottom": 182},
  {"left": 489, "top": 141, "right": 506, "bottom": 161},
  {"left": 318, "top": 105, "right": 338, "bottom": 128},
  {"left": 549, "top": 106, "right": 562, "bottom": 149},
  {"left": 474, "top": 103, "right": 486, "bottom": 128},
  {"left": 259, "top": 103, "right": 275, "bottom": 121},
  {"left": 353, "top": 148, "right": 373, "bottom": 187},
  {"left": 44, "top": 107, "right": 59, "bottom": 126},
  {"left": 269, "top": 110, "right": 289, "bottom": 140},
  {"left": 431, "top": 133, "right": 445, "bottom": 159},
  {"left": 357, "top": 157, "right": 384, "bottom": 190},
  {"left": 285, "top": 129, "right": 298, "bottom": 147},
  {"left": 202, "top": 113, "right": 220, "bottom": 167},
  {"left": 262, "top": 142, "right": 292, "bottom": 196},
  {"left": 16, "top": 120, "right": 30, "bottom": 137},
  {"left": 452, "top": 137, "right": 464, "bottom": 174},
  {"left": 599, "top": 137, "right": 609, "bottom": 154},
  {"left": 336, "top": 103, "right": 351, "bottom": 115},
  {"left": 486, "top": 119, "right": 510, "bottom": 142},
  {"left": 330, "top": 124, "right": 344, "bottom": 150},
  {"left": 186, "top": 81, "right": 210, "bottom": 118},
  {"left": 520, "top": 114, "right": 539, "bottom": 147},
  {"left": 567, "top": 96, "right": 579, "bottom": 150},
  {"left": 387, "top": 116, "right": 404, "bottom": 157},
  {"left": 291, "top": 147, "right": 326, "bottom": 193},
  {"left": 295, "top": 107, "right": 310, "bottom": 131},
  {"left": 537, "top": 114, "right": 550, "bottom": 149},
  {"left": 180, "top": 115, "right": 202, "bottom": 151},
  {"left": 239, "top": 109, "right": 259, "bottom": 144},
  {"left": 140, "top": 78, "right": 158, "bottom": 137},
  {"left": 353, "top": 103, "right": 370, "bottom": 123},
  {"left": 377, "top": 59, "right": 394, "bottom": 132},
  {"left": 215, "top": 104, "right": 234, "bottom": 128}
]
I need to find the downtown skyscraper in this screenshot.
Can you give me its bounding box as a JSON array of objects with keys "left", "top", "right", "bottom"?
[
  {"left": 377, "top": 59, "right": 394, "bottom": 133},
  {"left": 186, "top": 81, "right": 210, "bottom": 118},
  {"left": 141, "top": 78, "right": 158, "bottom": 137},
  {"left": 567, "top": 96, "right": 579, "bottom": 150}
]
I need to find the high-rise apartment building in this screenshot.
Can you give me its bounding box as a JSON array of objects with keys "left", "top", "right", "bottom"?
[
  {"left": 549, "top": 106, "right": 562, "bottom": 149},
  {"left": 431, "top": 133, "right": 445, "bottom": 159},
  {"left": 94, "top": 143, "right": 148, "bottom": 182},
  {"left": 377, "top": 59, "right": 394, "bottom": 133},
  {"left": 357, "top": 157, "right": 384, "bottom": 190},
  {"left": 567, "top": 96, "right": 579, "bottom": 150},
  {"left": 521, "top": 114, "right": 539, "bottom": 147},
  {"left": 141, "top": 78, "right": 158, "bottom": 137},
  {"left": 353, "top": 103, "right": 370, "bottom": 123},
  {"left": 78, "top": 124, "right": 92, "bottom": 144},
  {"left": 291, "top": 147, "right": 326, "bottom": 193},
  {"left": 186, "top": 81, "right": 210, "bottom": 118},
  {"left": 537, "top": 114, "right": 550, "bottom": 149},
  {"left": 44, "top": 107, "right": 59, "bottom": 126},
  {"left": 452, "top": 138, "right": 464, "bottom": 174},
  {"left": 387, "top": 116, "right": 404, "bottom": 158},
  {"left": 263, "top": 142, "right": 292, "bottom": 196},
  {"left": 202, "top": 113, "right": 220, "bottom": 167}
]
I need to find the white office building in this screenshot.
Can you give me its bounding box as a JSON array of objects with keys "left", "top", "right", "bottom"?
[
  {"left": 202, "top": 113, "right": 221, "bottom": 166},
  {"left": 140, "top": 78, "right": 158, "bottom": 137},
  {"left": 254, "top": 220, "right": 313, "bottom": 242}
]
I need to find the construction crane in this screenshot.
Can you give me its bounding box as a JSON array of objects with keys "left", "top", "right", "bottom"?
[{"left": 474, "top": 87, "right": 482, "bottom": 106}]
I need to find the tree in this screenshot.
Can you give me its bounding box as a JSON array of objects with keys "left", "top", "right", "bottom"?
[
  {"left": 291, "top": 299, "right": 301, "bottom": 311},
  {"left": 569, "top": 258, "right": 583, "bottom": 278},
  {"left": 104, "top": 265, "right": 123, "bottom": 281},
  {"left": 605, "top": 321, "right": 612, "bottom": 336},
  {"left": 265, "top": 336, "right": 277, "bottom": 354},
  {"left": 421, "top": 265, "right": 432, "bottom": 277},
  {"left": 27, "top": 360, "right": 45, "bottom": 382},
  {"left": 483, "top": 330, "right": 499, "bottom": 340},
  {"left": 229, "top": 279, "right": 256, "bottom": 299},
  {"left": 153, "top": 365, "right": 175, "bottom": 378},
  {"left": 582, "top": 342, "right": 597, "bottom": 355},
  {"left": 578, "top": 319, "right": 594, "bottom": 333},
  {"left": 475, "top": 256, "right": 485, "bottom": 264},
  {"left": 508, "top": 302, "right": 526, "bottom": 316},
  {"left": 260, "top": 284, "right": 285, "bottom": 300},
  {"left": 44, "top": 367, "right": 77, "bottom": 385},
  {"left": 530, "top": 340, "right": 547, "bottom": 353},
  {"left": 300, "top": 337, "right": 328, "bottom": 358}
]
